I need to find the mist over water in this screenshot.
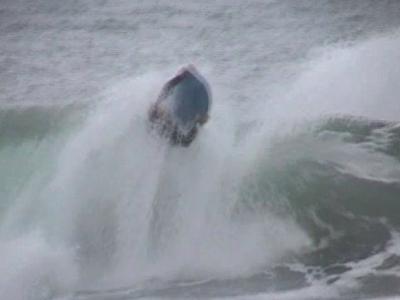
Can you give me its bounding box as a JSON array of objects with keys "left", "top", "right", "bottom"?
[{"left": 1, "top": 1, "right": 400, "bottom": 300}]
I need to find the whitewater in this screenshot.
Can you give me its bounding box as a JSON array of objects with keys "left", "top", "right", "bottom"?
[{"left": 1, "top": 1, "right": 400, "bottom": 299}]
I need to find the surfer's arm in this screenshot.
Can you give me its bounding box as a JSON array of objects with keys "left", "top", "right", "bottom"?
[{"left": 148, "top": 103, "right": 158, "bottom": 121}]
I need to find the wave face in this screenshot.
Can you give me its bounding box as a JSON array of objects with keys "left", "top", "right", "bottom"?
[{"left": 1, "top": 1, "right": 400, "bottom": 300}]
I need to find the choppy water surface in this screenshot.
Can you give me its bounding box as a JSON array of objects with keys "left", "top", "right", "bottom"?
[{"left": 1, "top": 1, "right": 400, "bottom": 299}]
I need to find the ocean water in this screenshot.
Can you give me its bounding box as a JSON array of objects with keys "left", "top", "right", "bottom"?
[{"left": 1, "top": 1, "right": 400, "bottom": 299}]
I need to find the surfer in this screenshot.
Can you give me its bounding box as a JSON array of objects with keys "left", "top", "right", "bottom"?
[{"left": 149, "top": 64, "right": 211, "bottom": 147}]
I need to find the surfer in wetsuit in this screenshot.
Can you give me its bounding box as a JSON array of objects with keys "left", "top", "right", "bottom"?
[{"left": 149, "top": 65, "right": 211, "bottom": 146}]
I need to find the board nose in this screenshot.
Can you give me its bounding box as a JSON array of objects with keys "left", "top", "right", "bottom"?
[{"left": 177, "top": 64, "right": 197, "bottom": 76}]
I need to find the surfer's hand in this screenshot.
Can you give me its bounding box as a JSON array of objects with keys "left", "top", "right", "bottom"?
[{"left": 198, "top": 114, "right": 209, "bottom": 125}]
